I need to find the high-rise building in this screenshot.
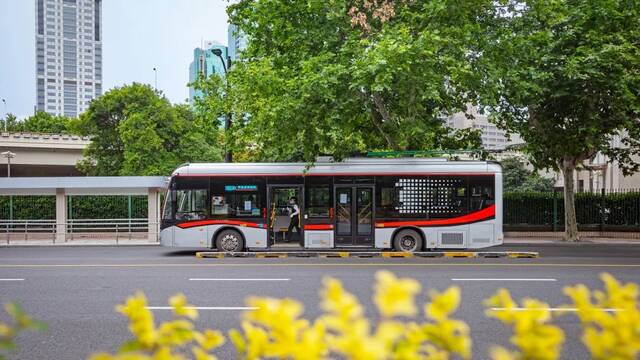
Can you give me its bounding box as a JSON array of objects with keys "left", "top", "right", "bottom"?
[
  {"left": 188, "top": 41, "right": 228, "bottom": 102},
  {"left": 446, "top": 105, "right": 522, "bottom": 150},
  {"left": 36, "top": 0, "right": 102, "bottom": 118},
  {"left": 227, "top": 24, "right": 247, "bottom": 62}
]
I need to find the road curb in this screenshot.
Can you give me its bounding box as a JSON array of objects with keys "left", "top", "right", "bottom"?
[{"left": 195, "top": 251, "right": 539, "bottom": 259}]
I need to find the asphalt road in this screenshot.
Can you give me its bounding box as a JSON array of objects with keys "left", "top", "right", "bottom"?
[{"left": 1, "top": 244, "right": 639, "bottom": 360}]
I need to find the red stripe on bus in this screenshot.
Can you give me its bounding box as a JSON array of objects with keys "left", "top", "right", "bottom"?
[
  {"left": 375, "top": 205, "right": 495, "bottom": 228},
  {"left": 176, "top": 220, "right": 265, "bottom": 229},
  {"left": 304, "top": 224, "right": 334, "bottom": 230},
  {"left": 174, "top": 172, "right": 496, "bottom": 177}
]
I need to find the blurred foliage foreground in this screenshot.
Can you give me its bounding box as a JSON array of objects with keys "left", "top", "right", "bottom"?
[{"left": 2, "top": 272, "right": 638, "bottom": 360}]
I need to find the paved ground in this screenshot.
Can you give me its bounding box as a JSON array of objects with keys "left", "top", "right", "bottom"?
[{"left": 0, "top": 244, "right": 639, "bottom": 359}]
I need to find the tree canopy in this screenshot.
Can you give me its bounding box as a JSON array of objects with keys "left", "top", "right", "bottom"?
[
  {"left": 481, "top": 0, "right": 640, "bottom": 240},
  {"left": 1, "top": 112, "right": 75, "bottom": 134},
  {"left": 76, "top": 83, "right": 223, "bottom": 176},
  {"left": 205, "top": 0, "right": 493, "bottom": 161},
  {"left": 501, "top": 157, "right": 555, "bottom": 193}
]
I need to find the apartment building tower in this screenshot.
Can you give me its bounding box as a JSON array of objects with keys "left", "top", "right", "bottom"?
[{"left": 36, "top": 0, "right": 102, "bottom": 117}]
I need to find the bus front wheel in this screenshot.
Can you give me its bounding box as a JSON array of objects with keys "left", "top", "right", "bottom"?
[
  {"left": 393, "top": 229, "right": 423, "bottom": 252},
  {"left": 216, "top": 229, "right": 244, "bottom": 252}
]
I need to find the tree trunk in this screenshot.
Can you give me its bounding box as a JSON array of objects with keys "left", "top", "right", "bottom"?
[
  {"left": 561, "top": 162, "right": 580, "bottom": 242},
  {"left": 370, "top": 93, "right": 401, "bottom": 151}
]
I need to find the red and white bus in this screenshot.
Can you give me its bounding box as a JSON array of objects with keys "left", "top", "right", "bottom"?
[{"left": 160, "top": 158, "right": 503, "bottom": 251}]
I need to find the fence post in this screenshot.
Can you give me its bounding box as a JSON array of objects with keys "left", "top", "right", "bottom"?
[
  {"left": 8, "top": 195, "right": 13, "bottom": 223},
  {"left": 552, "top": 189, "right": 558, "bottom": 232},
  {"left": 600, "top": 188, "right": 606, "bottom": 234}
]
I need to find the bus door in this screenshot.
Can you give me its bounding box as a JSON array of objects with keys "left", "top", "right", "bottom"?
[
  {"left": 334, "top": 186, "right": 374, "bottom": 246},
  {"left": 267, "top": 185, "right": 303, "bottom": 245}
]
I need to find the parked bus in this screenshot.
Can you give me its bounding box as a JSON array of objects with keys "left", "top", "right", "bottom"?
[{"left": 160, "top": 158, "right": 503, "bottom": 251}]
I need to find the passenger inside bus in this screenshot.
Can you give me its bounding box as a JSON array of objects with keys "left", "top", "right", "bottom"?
[
  {"left": 269, "top": 188, "right": 302, "bottom": 246},
  {"left": 286, "top": 196, "right": 301, "bottom": 244}
]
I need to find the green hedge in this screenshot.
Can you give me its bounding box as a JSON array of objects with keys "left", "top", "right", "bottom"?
[
  {"left": 0, "top": 195, "right": 147, "bottom": 220},
  {"left": 504, "top": 190, "right": 640, "bottom": 231},
  {"left": 0, "top": 196, "right": 56, "bottom": 220},
  {"left": 68, "top": 196, "right": 147, "bottom": 219}
]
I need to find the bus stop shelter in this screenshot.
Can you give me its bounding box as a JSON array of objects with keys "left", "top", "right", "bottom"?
[{"left": 0, "top": 177, "right": 167, "bottom": 242}]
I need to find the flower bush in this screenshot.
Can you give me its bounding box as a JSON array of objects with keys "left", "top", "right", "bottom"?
[
  {"left": 92, "top": 271, "right": 638, "bottom": 360},
  {"left": 0, "top": 302, "right": 46, "bottom": 360}
]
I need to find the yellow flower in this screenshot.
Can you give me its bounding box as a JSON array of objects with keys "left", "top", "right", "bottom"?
[
  {"left": 169, "top": 293, "right": 198, "bottom": 320},
  {"left": 490, "top": 346, "right": 518, "bottom": 360},
  {"left": 193, "top": 329, "right": 225, "bottom": 351},
  {"left": 321, "top": 277, "right": 363, "bottom": 320},
  {"left": 191, "top": 346, "right": 216, "bottom": 360},
  {"left": 374, "top": 270, "right": 421, "bottom": 318},
  {"left": 485, "top": 289, "right": 564, "bottom": 360},
  {"left": 425, "top": 286, "right": 461, "bottom": 321},
  {"left": 564, "top": 273, "right": 640, "bottom": 360},
  {"left": 116, "top": 292, "right": 157, "bottom": 348}
]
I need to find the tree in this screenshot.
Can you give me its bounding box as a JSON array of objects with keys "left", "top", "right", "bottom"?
[
  {"left": 502, "top": 157, "right": 555, "bottom": 193},
  {"left": 21, "top": 112, "right": 74, "bottom": 133},
  {"left": 215, "top": 0, "right": 491, "bottom": 161},
  {"left": 482, "top": 1, "right": 640, "bottom": 241},
  {"left": 1, "top": 112, "right": 75, "bottom": 134},
  {"left": 0, "top": 113, "right": 19, "bottom": 132},
  {"left": 76, "top": 83, "right": 223, "bottom": 176}
]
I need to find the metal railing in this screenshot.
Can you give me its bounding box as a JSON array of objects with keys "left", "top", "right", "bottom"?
[{"left": 0, "top": 218, "right": 159, "bottom": 244}]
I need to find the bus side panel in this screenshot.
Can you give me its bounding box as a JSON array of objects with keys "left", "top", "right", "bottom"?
[
  {"left": 467, "top": 221, "right": 495, "bottom": 248},
  {"left": 241, "top": 227, "right": 268, "bottom": 248},
  {"left": 160, "top": 226, "right": 174, "bottom": 247},
  {"left": 374, "top": 228, "right": 394, "bottom": 249},
  {"left": 174, "top": 226, "right": 208, "bottom": 247},
  {"left": 304, "top": 230, "right": 333, "bottom": 248},
  {"left": 494, "top": 172, "right": 504, "bottom": 245}
]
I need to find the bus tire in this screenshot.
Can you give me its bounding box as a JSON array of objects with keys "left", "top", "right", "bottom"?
[
  {"left": 215, "top": 229, "right": 244, "bottom": 252},
  {"left": 393, "top": 229, "right": 423, "bottom": 252}
]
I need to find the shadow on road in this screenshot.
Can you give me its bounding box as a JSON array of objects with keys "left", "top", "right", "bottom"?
[{"left": 162, "top": 250, "right": 200, "bottom": 257}]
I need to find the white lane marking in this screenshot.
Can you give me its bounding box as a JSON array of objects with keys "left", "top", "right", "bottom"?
[
  {"left": 452, "top": 278, "right": 557, "bottom": 282},
  {"left": 146, "top": 306, "right": 257, "bottom": 311},
  {"left": 0, "top": 278, "right": 24, "bottom": 281},
  {"left": 491, "top": 307, "right": 622, "bottom": 312},
  {"left": 189, "top": 278, "right": 290, "bottom": 281}
]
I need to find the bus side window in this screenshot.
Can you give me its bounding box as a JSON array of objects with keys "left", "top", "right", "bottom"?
[
  {"left": 470, "top": 175, "right": 495, "bottom": 211},
  {"left": 307, "top": 185, "right": 330, "bottom": 217}
]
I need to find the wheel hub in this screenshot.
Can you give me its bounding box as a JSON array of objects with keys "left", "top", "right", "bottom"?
[
  {"left": 221, "top": 234, "right": 239, "bottom": 251},
  {"left": 400, "top": 236, "right": 416, "bottom": 251}
]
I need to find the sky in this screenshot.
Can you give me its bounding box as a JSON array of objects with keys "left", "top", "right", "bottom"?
[{"left": 0, "top": 0, "right": 231, "bottom": 119}]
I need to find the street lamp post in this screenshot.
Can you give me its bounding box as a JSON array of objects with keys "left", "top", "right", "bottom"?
[
  {"left": 1, "top": 151, "right": 16, "bottom": 177},
  {"left": 211, "top": 48, "right": 233, "bottom": 163},
  {"left": 1, "top": 99, "right": 6, "bottom": 132},
  {"left": 153, "top": 68, "right": 158, "bottom": 91}
]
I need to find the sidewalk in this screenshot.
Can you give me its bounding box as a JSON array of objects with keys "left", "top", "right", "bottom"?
[
  {"left": 504, "top": 237, "right": 640, "bottom": 244},
  {"left": 0, "top": 239, "right": 159, "bottom": 246}
]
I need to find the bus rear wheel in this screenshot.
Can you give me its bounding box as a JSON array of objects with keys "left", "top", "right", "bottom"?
[
  {"left": 215, "top": 229, "right": 244, "bottom": 252},
  {"left": 393, "top": 229, "right": 423, "bottom": 252}
]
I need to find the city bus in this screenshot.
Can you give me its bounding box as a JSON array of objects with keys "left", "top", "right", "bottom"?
[{"left": 160, "top": 158, "right": 503, "bottom": 251}]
